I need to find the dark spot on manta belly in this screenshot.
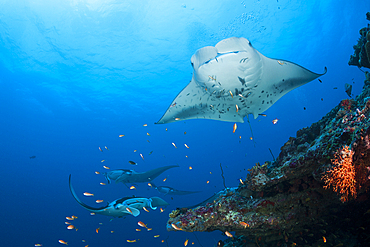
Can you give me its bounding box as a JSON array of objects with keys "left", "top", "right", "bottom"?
[{"left": 238, "top": 77, "right": 246, "bottom": 85}]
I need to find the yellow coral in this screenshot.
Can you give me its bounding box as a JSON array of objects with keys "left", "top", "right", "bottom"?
[
  {"left": 169, "top": 209, "right": 180, "bottom": 218},
  {"left": 322, "top": 146, "right": 357, "bottom": 202}
]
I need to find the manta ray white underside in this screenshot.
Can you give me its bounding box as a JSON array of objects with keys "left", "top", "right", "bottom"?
[{"left": 156, "top": 37, "right": 327, "bottom": 124}]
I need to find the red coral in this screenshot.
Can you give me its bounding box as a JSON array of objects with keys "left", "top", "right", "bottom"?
[{"left": 322, "top": 146, "right": 357, "bottom": 202}]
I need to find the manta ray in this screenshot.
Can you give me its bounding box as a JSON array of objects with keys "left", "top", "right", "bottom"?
[
  {"left": 156, "top": 37, "right": 327, "bottom": 124},
  {"left": 69, "top": 175, "right": 169, "bottom": 217},
  {"left": 150, "top": 182, "right": 201, "bottom": 196},
  {"left": 103, "top": 165, "right": 179, "bottom": 184}
]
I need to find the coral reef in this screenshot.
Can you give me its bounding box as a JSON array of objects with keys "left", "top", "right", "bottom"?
[
  {"left": 167, "top": 15, "right": 370, "bottom": 244},
  {"left": 167, "top": 73, "right": 370, "bottom": 246},
  {"left": 349, "top": 13, "right": 370, "bottom": 69}
]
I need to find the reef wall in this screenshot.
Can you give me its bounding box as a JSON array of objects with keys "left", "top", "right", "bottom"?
[{"left": 167, "top": 13, "right": 370, "bottom": 247}]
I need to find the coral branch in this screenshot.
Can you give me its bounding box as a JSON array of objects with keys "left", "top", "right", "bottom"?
[{"left": 322, "top": 146, "right": 357, "bottom": 202}]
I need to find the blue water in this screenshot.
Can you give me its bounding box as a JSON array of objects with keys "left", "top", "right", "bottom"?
[{"left": 1, "top": 0, "right": 369, "bottom": 246}]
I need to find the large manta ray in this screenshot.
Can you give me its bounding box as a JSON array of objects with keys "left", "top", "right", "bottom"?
[
  {"left": 103, "top": 165, "right": 179, "bottom": 184},
  {"left": 156, "top": 37, "right": 327, "bottom": 124},
  {"left": 69, "top": 175, "right": 169, "bottom": 217}
]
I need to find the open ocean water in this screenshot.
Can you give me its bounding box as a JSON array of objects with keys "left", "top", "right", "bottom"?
[{"left": 0, "top": 0, "right": 369, "bottom": 246}]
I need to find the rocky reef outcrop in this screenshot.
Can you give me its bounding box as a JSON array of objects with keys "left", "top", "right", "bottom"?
[
  {"left": 168, "top": 14, "right": 370, "bottom": 247},
  {"left": 349, "top": 12, "right": 370, "bottom": 69}
]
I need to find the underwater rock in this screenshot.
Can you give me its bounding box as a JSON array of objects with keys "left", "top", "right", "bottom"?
[
  {"left": 349, "top": 14, "right": 370, "bottom": 69},
  {"left": 168, "top": 22, "right": 370, "bottom": 245}
]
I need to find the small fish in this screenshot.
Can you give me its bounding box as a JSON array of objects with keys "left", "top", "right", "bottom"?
[
  {"left": 148, "top": 183, "right": 152, "bottom": 187},
  {"left": 233, "top": 123, "right": 237, "bottom": 133},
  {"left": 136, "top": 229, "right": 141, "bottom": 231},
  {"left": 184, "top": 131, "right": 187, "bottom": 134},
  {"left": 206, "top": 181, "right": 209, "bottom": 184},
  {"left": 103, "top": 166, "right": 110, "bottom": 169},
  {"left": 184, "top": 239, "right": 189, "bottom": 246},
  {"left": 240, "top": 221, "right": 249, "bottom": 228},
  {"left": 134, "top": 150, "right": 137, "bottom": 152},
  {"left": 96, "top": 200, "right": 104, "bottom": 203},
  {"left": 165, "top": 128, "right": 168, "bottom": 131},
  {"left": 95, "top": 171, "right": 100, "bottom": 174},
  {"left": 170, "top": 102, "right": 177, "bottom": 107},
  {"left": 143, "top": 124, "right": 148, "bottom": 126},
  {"left": 154, "top": 235, "right": 160, "bottom": 238},
  {"left": 35, "top": 244, "right": 42, "bottom": 247},
  {"left": 140, "top": 153, "right": 144, "bottom": 160},
  {"left": 229, "top": 90, "right": 233, "bottom": 98},
  {"left": 238, "top": 93, "right": 245, "bottom": 98},
  {"left": 175, "top": 118, "right": 180, "bottom": 120},
  {"left": 333, "top": 87, "right": 338, "bottom": 89},
  {"left": 101, "top": 159, "right": 105, "bottom": 162},
  {"left": 126, "top": 208, "right": 133, "bottom": 214},
  {"left": 143, "top": 207, "right": 149, "bottom": 212},
  {"left": 258, "top": 113, "right": 267, "bottom": 117},
  {"left": 66, "top": 217, "right": 74, "bottom": 220},
  {"left": 162, "top": 240, "right": 165, "bottom": 243},
  {"left": 138, "top": 221, "right": 147, "bottom": 228},
  {"left": 99, "top": 147, "right": 103, "bottom": 152},
  {"left": 105, "top": 146, "right": 109, "bottom": 150},
  {"left": 147, "top": 132, "right": 150, "bottom": 136},
  {"left": 96, "top": 227, "right": 100, "bottom": 233},
  {"left": 272, "top": 118, "right": 279, "bottom": 124},
  {"left": 67, "top": 225, "right": 75, "bottom": 230},
  {"left": 208, "top": 75, "right": 216, "bottom": 81},
  {"left": 149, "top": 151, "right": 153, "bottom": 155},
  {"left": 250, "top": 137, "right": 253, "bottom": 140},
  {"left": 127, "top": 240, "right": 137, "bottom": 243},
  {"left": 128, "top": 161, "right": 137, "bottom": 165},
  {"left": 318, "top": 79, "right": 322, "bottom": 83},
  {"left": 185, "top": 155, "right": 188, "bottom": 158},
  {"left": 163, "top": 177, "right": 167, "bottom": 182},
  {"left": 111, "top": 231, "right": 114, "bottom": 233},
  {"left": 100, "top": 182, "right": 106, "bottom": 186},
  {"left": 225, "top": 231, "right": 233, "bottom": 238},
  {"left": 235, "top": 104, "right": 239, "bottom": 112},
  {"left": 83, "top": 192, "right": 94, "bottom": 197},
  {"left": 189, "top": 166, "right": 193, "bottom": 170},
  {"left": 277, "top": 60, "right": 284, "bottom": 65},
  {"left": 58, "top": 240, "right": 68, "bottom": 245},
  {"left": 147, "top": 228, "right": 152, "bottom": 231},
  {"left": 65, "top": 222, "right": 71, "bottom": 225},
  {"left": 30, "top": 156, "right": 36, "bottom": 159},
  {"left": 90, "top": 212, "right": 95, "bottom": 215},
  {"left": 118, "top": 135, "right": 125, "bottom": 137},
  {"left": 239, "top": 179, "right": 244, "bottom": 185},
  {"left": 160, "top": 208, "right": 164, "bottom": 213},
  {"left": 130, "top": 186, "right": 136, "bottom": 190},
  {"left": 172, "top": 142, "right": 177, "bottom": 148},
  {"left": 184, "top": 144, "right": 190, "bottom": 148},
  {"left": 171, "top": 223, "right": 183, "bottom": 231}
]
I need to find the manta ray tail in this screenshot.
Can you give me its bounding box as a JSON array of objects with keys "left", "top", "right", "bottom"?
[
  {"left": 69, "top": 174, "right": 106, "bottom": 212},
  {"left": 149, "top": 197, "right": 169, "bottom": 210}
]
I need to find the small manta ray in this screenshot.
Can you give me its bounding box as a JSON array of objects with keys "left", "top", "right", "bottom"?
[
  {"left": 69, "top": 175, "right": 169, "bottom": 217},
  {"left": 150, "top": 182, "right": 201, "bottom": 196},
  {"left": 156, "top": 37, "right": 327, "bottom": 124},
  {"left": 103, "top": 165, "right": 179, "bottom": 184}
]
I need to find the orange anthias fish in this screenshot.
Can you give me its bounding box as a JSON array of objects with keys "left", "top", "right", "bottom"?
[
  {"left": 233, "top": 123, "right": 237, "bottom": 133},
  {"left": 118, "top": 134, "right": 125, "bottom": 137},
  {"left": 66, "top": 216, "right": 74, "bottom": 220},
  {"left": 67, "top": 225, "right": 75, "bottom": 230},
  {"left": 225, "top": 231, "right": 233, "bottom": 238},
  {"left": 96, "top": 227, "right": 100, "bottom": 233},
  {"left": 126, "top": 208, "right": 133, "bottom": 214},
  {"left": 272, "top": 118, "right": 279, "bottom": 124},
  {"left": 58, "top": 240, "right": 68, "bottom": 245},
  {"left": 138, "top": 221, "right": 147, "bottom": 228},
  {"left": 171, "top": 223, "right": 183, "bottom": 231},
  {"left": 127, "top": 239, "right": 137, "bottom": 243},
  {"left": 83, "top": 192, "right": 94, "bottom": 197},
  {"left": 103, "top": 166, "right": 110, "bottom": 169},
  {"left": 96, "top": 200, "right": 104, "bottom": 203},
  {"left": 143, "top": 207, "right": 149, "bottom": 212},
  {"left": 239, "top": 221, "right": 249, "bottom": 228},
  {"left": 184, "top": 239, "right": 189, "bottom": 246}
]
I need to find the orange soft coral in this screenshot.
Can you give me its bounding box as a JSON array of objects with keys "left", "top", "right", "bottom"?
[{"left": 323, "top": 146, "right": 357, "bottom": 202}]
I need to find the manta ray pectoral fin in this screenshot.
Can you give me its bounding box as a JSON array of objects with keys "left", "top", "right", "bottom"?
[
  {"left": 149, "top": 197, "right": 169, "bottom": 210},
  {"left": 103, "top": 172, "right": 111, "bottom": 184}
]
